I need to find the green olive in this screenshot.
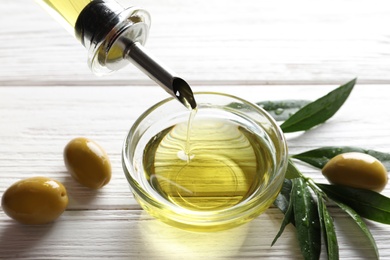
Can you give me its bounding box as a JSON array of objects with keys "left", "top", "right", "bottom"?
[
  {"left": 64, "top": 137, "right": 111, "bottom": 189},
  {"left": 322, "top": 152, "right": 388, "bottom": 192},
  {"left": 1, "top": 177, "right": 68, "bottom": 225}
]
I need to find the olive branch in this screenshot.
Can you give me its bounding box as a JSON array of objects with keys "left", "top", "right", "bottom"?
[{"left": 256, "top": 79, "right": 390, "bottom": 260}]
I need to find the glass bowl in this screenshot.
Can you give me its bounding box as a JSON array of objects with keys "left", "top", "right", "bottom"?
[{"left": 122, "top": 92, "right": 288, "bottom": 232}]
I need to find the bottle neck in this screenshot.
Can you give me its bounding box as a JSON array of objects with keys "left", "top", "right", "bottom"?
[
  {"left": 75, "top": 0, "right": 124, "bottom": 48},
  {"left": 74, "top": 0, "right": 151, "bottom": 75}
]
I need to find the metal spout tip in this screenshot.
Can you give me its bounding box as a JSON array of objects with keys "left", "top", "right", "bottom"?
[
  {"left": 125, "top": 42, "right": 196, "bottom": 109},
  {"left": 172, "top": 78, "right": 197, "bottom": 110}
]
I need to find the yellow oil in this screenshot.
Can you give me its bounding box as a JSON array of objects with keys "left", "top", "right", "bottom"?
[
  {"left": 36, "top": 0, "right": 92, "bottom": 33},
  {"left": 143, "top": 116, "right": 274, "bottom": 212}
]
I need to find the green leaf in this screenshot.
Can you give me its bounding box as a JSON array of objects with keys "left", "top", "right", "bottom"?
[
  {"left": 274, "top": 179, "right": 294, "bottom": 214},
  {"left": 334, "top": 200, "right": 379, "bottom": 259},
  {"left": 273, "top": 160, "right": 303, "bottom": 234},
  {"left": 292, "top": 146, "right": 390, "bottom": 170},
  {"left": 280, "top": 78, "right": 356, "bottom": 133},
  {"left": 285, "top": 159, "right": 302, "bottom": 179},
  {"left": 292, "top": 178, "right": 321, "bottom": 260},
  {"left": 317, "top": 183, "right": 390, "bottom": 224},
  {"left": 317, "top": 197, "right": 339, "bottom": 259},
  {"left": 256, "top": 100, "right": 311, "bottom": 121},
  {"left": 272, "top": 179, "right": 295, "bottom": 246}
]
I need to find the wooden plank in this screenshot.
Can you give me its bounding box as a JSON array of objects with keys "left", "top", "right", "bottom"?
[
  {"left": 0, "top": 0, "right": 389, "bottom": 85},
  {"left": 0, "top": 208, "right": 387, "bottom": 259},
  {"left": 0, "top": 209, "right": 298, "bottom": 259}
]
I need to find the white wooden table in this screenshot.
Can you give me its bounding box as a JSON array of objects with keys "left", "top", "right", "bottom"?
[{"left": 1, "top": 0, "right": 390, "bottom": 259}]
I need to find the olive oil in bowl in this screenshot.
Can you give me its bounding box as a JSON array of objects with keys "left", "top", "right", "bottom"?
[
  {"left": 143, "top": 118, "right": 273, "bottom": 212},
  {"left": 123, "top": 92, "right": 288, "bottom": 231}
]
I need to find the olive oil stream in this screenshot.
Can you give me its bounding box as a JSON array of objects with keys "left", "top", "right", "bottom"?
[{"left": 143, "top": 109, "right": 274, "bottom": 211}]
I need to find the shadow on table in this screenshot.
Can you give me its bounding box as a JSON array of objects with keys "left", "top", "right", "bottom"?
[
  {"left": 0, "top": 220, "right": 56, "bottom": 257},
  {"left": 62, "top": 175, "right": 100, "bottom": 208}
]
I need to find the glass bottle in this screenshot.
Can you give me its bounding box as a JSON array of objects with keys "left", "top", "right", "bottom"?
[{"left": 36, "top": 0, "right": 196, "bottom": 109}]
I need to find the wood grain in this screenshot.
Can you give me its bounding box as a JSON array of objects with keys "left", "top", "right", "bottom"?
[
  {"left": 1, "top": 0, "right": 390, "bottom": 85},
  {"left": 1, "top": 208, "right": 387, "bottom": 259},
  {"left": 1, "top": 0, "right": 390, "bottom": 258}
]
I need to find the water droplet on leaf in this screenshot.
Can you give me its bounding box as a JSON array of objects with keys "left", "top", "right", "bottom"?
[{"left": 275, "top": 108, "right": 284, "bottom": 115}]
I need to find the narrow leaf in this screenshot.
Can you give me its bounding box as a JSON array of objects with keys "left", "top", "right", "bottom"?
[
  {"left": 285, "top": 159, "right": 302, "bottom": 179},
  {"left": 292, "top": 146, "right": 390, "bottom": 170},
  {"left": 317, "top": 183, "right": 390, "bottom": 224},
  {"left": 280, "top": 78, "right": 356, "bottom": 133},
  {"left": 334, "top": 200, "right": 379, "bottom": 259},
  {"left": 274, "top": 179, "right": 294, "bottom": 214},
  {"left": 272, "top": 179, "right": 295, "bottom": 246},
  {"left": 256, "top": 100, "right": 311, "bottom": 121},
  {"left": 317, "top": 197, "right": 339, "bottom": 259},
  {"left": 293, "top": 178, "right": 321, "bottom": 259}
]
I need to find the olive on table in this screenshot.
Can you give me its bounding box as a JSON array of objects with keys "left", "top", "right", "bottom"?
[
  {"left": 64, "top": 137, "right": 111, "bottom": 189},
  {"left": 1, "top": 177, "right": 68, "bottom": 225},
  {"left": 322, "top": 152, "right": 388, "bottom": 192}
]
